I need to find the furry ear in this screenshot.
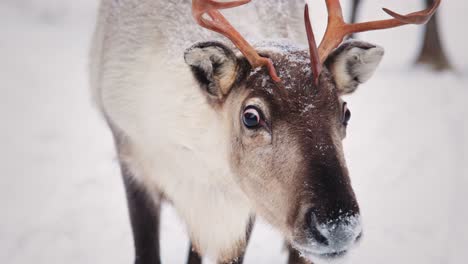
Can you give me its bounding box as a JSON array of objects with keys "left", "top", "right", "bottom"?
[
  {"left": 184, "top": 42, "right": 245, "bottom": 100},
  {"left": 325, "top": 40, "right": 384, "bottom": 95}
]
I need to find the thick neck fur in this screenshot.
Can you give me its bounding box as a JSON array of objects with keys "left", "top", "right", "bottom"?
[{"left": 107, "top": 55, "right": 253, "bottom": 260}]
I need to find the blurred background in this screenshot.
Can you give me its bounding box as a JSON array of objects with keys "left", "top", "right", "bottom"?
[{"left": 0, "top": 0, "right": 467, "bottom": 263}]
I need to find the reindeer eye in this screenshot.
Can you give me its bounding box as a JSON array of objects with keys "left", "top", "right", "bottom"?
[
  {"left": 242, "top": 107, "right": 261, "bottom": 128},
  {"left": 342, "top": 102, "right": 351, "bottom": 126}
]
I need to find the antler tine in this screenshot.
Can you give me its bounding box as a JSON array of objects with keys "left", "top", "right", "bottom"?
[
  {"left": 304, "top": 4, "right": 322, "bottom": 86},
  {"left": 318, "top": 0, "right": 442, "bottom": 63},
  {"left": 382, "top": 0, "right": 441, "bottom": 25},
  {"left": 192, "top": 0, "right": 281, "bottom": 82}
]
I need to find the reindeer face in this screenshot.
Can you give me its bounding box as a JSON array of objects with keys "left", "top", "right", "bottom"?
[{"left": 185, "top": 40, "right": 384, "bottom": 260}]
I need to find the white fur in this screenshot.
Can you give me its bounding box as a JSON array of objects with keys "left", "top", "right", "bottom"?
[
  {"left": 97, "top": 45, "right": 253, "bottom": 259},
  {"left": 331, "top": 44, "right": 384, "bottom": 94}
]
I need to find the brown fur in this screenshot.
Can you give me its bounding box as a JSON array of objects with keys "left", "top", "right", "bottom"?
[{"left": 220, "top": 47, "right": 359, "bottom": 244}]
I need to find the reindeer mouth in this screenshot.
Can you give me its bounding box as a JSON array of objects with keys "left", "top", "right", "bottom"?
[
  {"left": 291, "top": 239, "right": 350, "bottom": 262},
  {"left": 293, "top": 245, "right": 349, "bottom": 262},
  {"left": 317, "top": 250, "right": 348, "bottom": 259}
]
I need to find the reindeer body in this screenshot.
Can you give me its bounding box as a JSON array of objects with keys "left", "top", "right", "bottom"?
[
  {"left": 89, "top": 0, "right": 427, "bottom": 263},
  {"left": 90, "top": 0, "right": 307, "bottom": 261}
]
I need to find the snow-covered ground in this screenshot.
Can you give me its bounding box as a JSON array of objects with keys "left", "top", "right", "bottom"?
[{"left": 1, "top": 1, "right": 467, "bottom": 263}]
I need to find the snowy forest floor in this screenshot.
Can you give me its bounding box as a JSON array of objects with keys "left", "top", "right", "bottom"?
[{"left": 1, "top": 1, "right": 467, "bottom": 263}]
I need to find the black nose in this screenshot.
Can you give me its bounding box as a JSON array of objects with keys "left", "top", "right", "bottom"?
[
  {"left": 305, "top": 209, "right": 329, "bottom": 246},
  {"left": 305, "top": 208, "right": 362, "bottom": 250}
]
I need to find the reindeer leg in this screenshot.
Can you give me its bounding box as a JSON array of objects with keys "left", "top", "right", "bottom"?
[
  {"left": 187, "top": 242, "right": 203, "bottom": 264},
  {"left": 121, "top": 164, "right": 162, "bottom": 264},
  {"left": 287, "top": 245, "right": 313, "bottom": 264},
  {"left": 109, "top": 125, "right": 162, "bottom": 264},
  {"left": 113, "top": 135, "right": 160, "bottom": 264}
]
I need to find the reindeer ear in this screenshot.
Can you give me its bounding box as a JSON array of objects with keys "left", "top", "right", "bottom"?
[
  {"left": 185, "top": 42, "right": 244, "bottom": 100},
  {"left": 325, "top": 40, "right": 384, "bottom": 95}
]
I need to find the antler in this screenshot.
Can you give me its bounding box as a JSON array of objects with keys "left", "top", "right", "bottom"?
[
  {"left": 192, "top": 0, "right": 281, "bottom": 82},
  {"left": 305, "top": 4, "right": 322, "bottom": 86},
  {"left": 318, "top": 0, "right": 442, "bottom": 63}
]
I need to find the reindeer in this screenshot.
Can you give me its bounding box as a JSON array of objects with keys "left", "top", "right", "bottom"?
[{"left": 89, "top": 0, "right": 440, "bottom": 263}]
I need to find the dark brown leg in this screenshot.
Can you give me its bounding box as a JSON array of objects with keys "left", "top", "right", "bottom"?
[
  {"left": 287, "top": 245, "right": 313, "bottom": 264},
  {"left": 187, "top": 243, "right": 203, "bottom": 264},
  {"left": 415, "top": 0, "right": 452, "bottom": 71},
  {"left": 111, "top": 125, "right": 162, "bottom": 264},
  {"left": 121, "top": 164, "right": 162, "bottom": 264}
]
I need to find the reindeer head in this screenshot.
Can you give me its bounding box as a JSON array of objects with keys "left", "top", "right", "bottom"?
[
  {"left": 186, "top": 0, "right": 440, "bottom": 261},
  {"left": 185, "top": 38, "right": 381, "bottom": 260}
]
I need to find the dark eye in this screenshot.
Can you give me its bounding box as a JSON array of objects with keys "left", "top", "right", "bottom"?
[
  {"left": 242, "top": 107, "right": 261, "bottom": 129},
  {"left": 342, "top": 102, "right": 351, "bottom": 126}
]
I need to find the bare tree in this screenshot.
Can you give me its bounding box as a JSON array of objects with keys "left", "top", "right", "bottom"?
[
  {"left": 415, "top": 0, "right": 452, "bottom": 70},
  {"left": 349, "top": 0, "right": 452, "bottom": 71},
  {"left": 349, "top": 0, "right": 362, "bottom": 30}
]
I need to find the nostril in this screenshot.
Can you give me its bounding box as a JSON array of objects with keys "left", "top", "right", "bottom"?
[{"left": 305, "top": 209, "right": 329, "bottom": 246}]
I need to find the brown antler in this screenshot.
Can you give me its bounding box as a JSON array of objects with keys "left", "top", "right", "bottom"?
[
  {"left": 318, "top": 0, "right": 442, "bottom": 63},
  {"left": 192, "top": 0, "right": 281, "bottom": 82},
  {"left": 305, "top": 4, "right": 322, "bottom": 86}
]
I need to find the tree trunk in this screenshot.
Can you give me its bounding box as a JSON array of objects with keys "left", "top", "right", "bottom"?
[
  {"left": 349, "top": 0, "right": 361, "bottom": 24},
  {"left": 348, "top": 0, "right": 361, "bottom": 39},
  {"left": 415, "top": 0, "right": 452, "bottom": 71}
]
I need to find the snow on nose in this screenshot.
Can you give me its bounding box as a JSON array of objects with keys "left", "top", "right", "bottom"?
[{"left": 316, "top": 214, "right": 362, "bottom": 254}]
